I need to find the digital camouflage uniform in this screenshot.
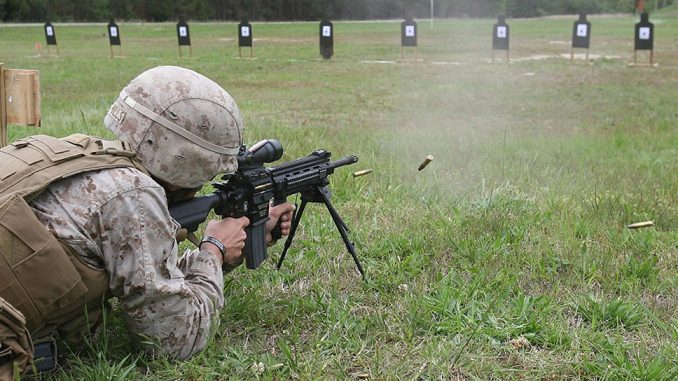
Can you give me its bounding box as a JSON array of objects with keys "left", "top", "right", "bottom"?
[
  {"left": 1, "top": 66, "right": 243, "bottom": 376},
  {"left": 28, "top": 166, "right": 224, "bottom": 359}
]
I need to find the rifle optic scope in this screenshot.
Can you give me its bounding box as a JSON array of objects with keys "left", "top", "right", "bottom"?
[{"left": 238, "top": 139, "right": 284, "bottom": 166}]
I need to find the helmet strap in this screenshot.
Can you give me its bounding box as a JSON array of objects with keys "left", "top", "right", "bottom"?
[{"left": 120, "top": 91, "right": 240, "bottom": 156}]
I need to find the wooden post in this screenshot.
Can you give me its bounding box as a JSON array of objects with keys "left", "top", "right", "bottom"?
[
  {"left": 0, "top": 63, "right": 7, "bottom": 147},
  {"left": 0, "top": 66, "right": 41, "bottom": 147}
]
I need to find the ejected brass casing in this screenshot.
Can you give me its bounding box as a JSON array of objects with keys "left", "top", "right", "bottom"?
[
  {"left": 352, "top": 169, "right": 373, "bottom": 178},
  {"left": 418, "top": 155, "right": 434, "bottom": 171},
  {"left": 627, "top": 221, "right": 654, "bottom": 229}
]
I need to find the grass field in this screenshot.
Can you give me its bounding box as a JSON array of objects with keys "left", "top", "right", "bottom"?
[{"left": 1, "top": 8, "right": 677, "bottom": 380}]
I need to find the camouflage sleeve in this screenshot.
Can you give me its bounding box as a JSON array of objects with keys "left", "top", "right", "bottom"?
[{"left": 97, "top": 185, "right": 224, "bottom": 359}]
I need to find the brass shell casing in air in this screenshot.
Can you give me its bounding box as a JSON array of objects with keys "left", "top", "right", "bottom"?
[{"left": 418, "top": 155, "right": 434, "bottom": 171}]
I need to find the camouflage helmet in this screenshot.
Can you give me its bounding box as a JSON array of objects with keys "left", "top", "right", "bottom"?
[{"left": 104, "top": 66, "right": 243, "bottom": 189}]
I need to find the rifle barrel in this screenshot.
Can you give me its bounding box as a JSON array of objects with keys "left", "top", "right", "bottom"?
[{"left": 330, "top": 155, "right": 358, "bottom": 168}]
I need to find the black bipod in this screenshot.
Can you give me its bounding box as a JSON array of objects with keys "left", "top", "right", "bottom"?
[{"left": 276, "top": 185, "right": 365, "bottom": 280}]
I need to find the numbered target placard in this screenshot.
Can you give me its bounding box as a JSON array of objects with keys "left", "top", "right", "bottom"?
[
  {"left": 44, "top": 22, "right": 57, "bottom": 45},
  {"left": 319, "top": 20, "right": 334, "bottom": 60},
  {"left": 572, "top": 14, "right": 591, "bottom": 49},
  {"left": 401, "top": 19, "right": 417, "bottom": 47},
  {"left": 177, "top": 20, "right": 191, "bottom": 46},
  {"left": 634, "top": 13, "right": 654, "bottom": 51},
  {"left": 238, "top": 21, "right": 253, "bottom": 47},
  {"left": 405, "top": 26, "right": 415, "bottom": 37},
  {"left": 497, "top": 26, "right": 507, "bottom": 38},
  {"left": 492, "top": 16, "right": 509, "bottom": 51},
  {"left": 108, "top": 21, "right": 121, "bottom": 45}
]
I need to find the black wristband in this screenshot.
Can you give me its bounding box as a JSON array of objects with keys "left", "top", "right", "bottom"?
[{"left": 200, "top": 236, "right": 226, "bottom": 258}]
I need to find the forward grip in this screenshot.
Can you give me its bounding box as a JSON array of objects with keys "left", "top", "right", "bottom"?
[{"left": 244, "top": 219, "right": 268, "bottom": 269}]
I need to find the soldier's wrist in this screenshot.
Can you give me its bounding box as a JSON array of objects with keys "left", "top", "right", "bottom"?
[{"left": 199, "top": 236, "right": 225, "bottom": 264}]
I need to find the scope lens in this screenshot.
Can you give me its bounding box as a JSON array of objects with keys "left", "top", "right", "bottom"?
[{"left": 248, "top": 139, "right": 283, "bottom": 163}]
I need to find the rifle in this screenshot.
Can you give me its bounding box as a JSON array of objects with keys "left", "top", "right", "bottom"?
[{"left": 169, "top": 139, "right": 365, "bottom": 279}]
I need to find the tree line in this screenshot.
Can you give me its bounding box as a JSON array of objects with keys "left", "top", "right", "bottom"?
[{"left": 1, "top": 0, "right": 674, "bottom": 22}]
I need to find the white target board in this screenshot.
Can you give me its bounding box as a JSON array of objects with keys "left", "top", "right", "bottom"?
[
  {"left": 241, "top": 26, "right": 250, "bottom": 37},
  {"left": 576, "top": 24, "right": 588, "bottom": 37},
  {"left": 639, "top": 27, "right": 650, "bottom": 40},
  {"left": 405, "top": 25, "right": 415, "bottom": 37},
  {"left": 497, "top": 26, "right": 507, "bottom": 38}
]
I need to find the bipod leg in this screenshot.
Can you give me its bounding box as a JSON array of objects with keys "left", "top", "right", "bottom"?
[
  {"left": 317, "top": 186, "right": 365, "bottom": 280},
  {"left": 276, "top": 199, "right": 308, "bottom": 270}
]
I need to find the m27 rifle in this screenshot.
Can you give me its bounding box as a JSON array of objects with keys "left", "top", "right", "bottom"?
[{"left": 168, "top": 139, "right": 365, "bottom": 279}]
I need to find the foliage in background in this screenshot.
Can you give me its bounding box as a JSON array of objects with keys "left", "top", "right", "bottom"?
[{"left": 0, "top": 0, "right": 675, "bottom": 22}]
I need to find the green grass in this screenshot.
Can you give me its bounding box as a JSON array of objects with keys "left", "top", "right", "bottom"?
[{"left": 1, "top": 13, "right": 677, "bottom": 380}]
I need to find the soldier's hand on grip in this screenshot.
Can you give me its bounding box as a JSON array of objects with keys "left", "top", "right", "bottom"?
[
  {"left": 203, "top": 217, "right": 250, "bottom": 266},
  {"left": 266, "top": 202, "right": 296, "bottom": 244}
]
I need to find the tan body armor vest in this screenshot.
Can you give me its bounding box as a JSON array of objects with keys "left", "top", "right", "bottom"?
[{"left": 0, "top": 134, "right": 146, "bottom": 342}]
